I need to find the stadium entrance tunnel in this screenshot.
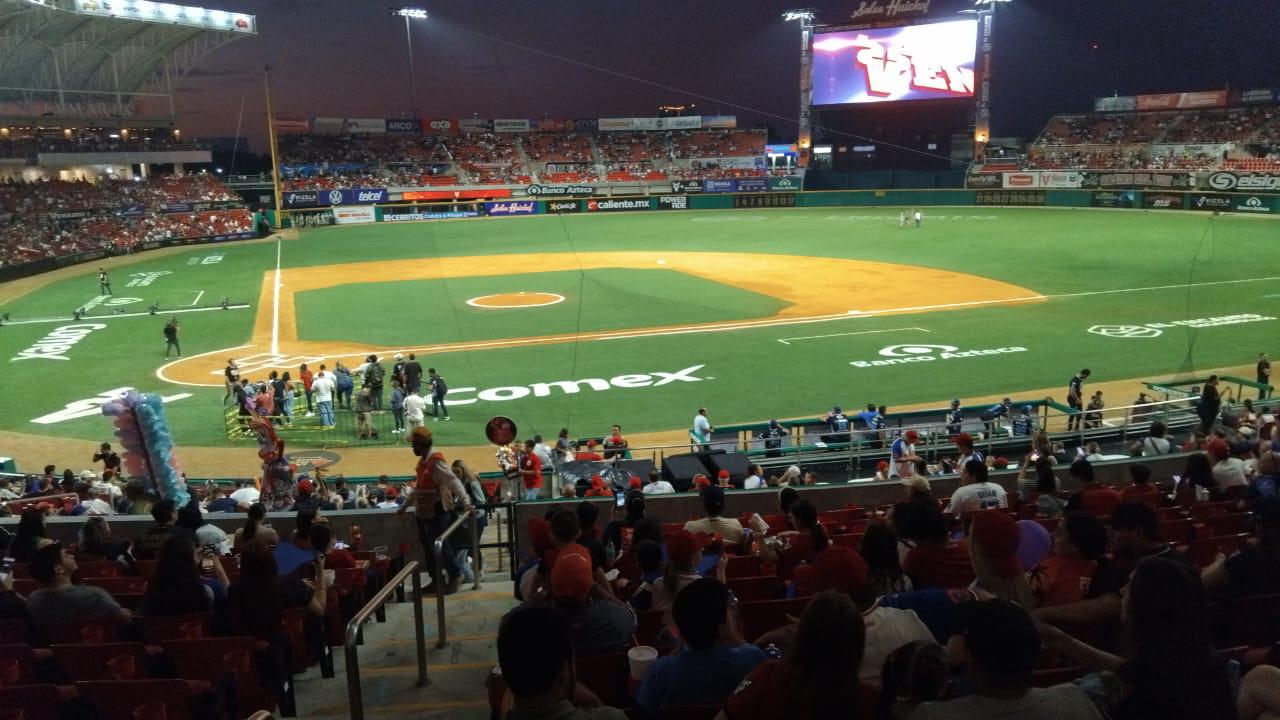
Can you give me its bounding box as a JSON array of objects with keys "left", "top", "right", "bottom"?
[{"left": 156, "top": 251, "right": 1043, "bottom": 387}]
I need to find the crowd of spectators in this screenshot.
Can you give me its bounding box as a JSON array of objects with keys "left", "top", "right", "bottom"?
[{"left": 0, "top": 174, "right": 251, "bottom": 268}]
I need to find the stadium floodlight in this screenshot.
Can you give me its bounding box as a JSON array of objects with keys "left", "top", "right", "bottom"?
[
  {"left": 391, "top": 8, "right": 429, "bottom": 120},
  {"left": 782, "top": 9, "right": 815, "bottom": 22}
]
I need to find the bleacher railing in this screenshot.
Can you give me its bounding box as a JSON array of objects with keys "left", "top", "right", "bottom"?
[
  {"left": 431, "top": 508, "right": 481, "bottom": 648},
  {"left": 345, "top": 560, "right": 427, "bottom": 720}
]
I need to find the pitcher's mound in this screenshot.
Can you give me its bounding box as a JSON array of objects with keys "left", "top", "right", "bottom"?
[{"left": 466, "top": 292, "right": 566, "bottom": 309}]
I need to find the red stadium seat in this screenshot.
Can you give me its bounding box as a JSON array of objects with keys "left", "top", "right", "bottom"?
[
  {"left": 739, "top": 597, "right": 810, "bottom": 643},
  {"left": 0, "top": 684, "right": 70, "bottom": 720},
  {"left": 727, "top": 576, "right": 784, "bottom": 603},
  {"left": 160, "top": 637, "right": 277, "bottom": 716},
  {"left": 0, "top": 643, "right": 43, "bottom": 686},
  {"left": 75, "top": 679, "right": 199, "bottom": 720},
  {"left": 50, "top": 642, "right": 150, "bottom": 682}
]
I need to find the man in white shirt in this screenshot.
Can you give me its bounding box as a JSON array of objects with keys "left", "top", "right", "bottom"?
[
  {"left": 403, "top": 388, "right": 426, "bottom": 437},
  {"left": 229, "top": 480, "right": 261, "bottom": 510},
  {"left": 642, "top": 470, "right": 675, "bottom": 495},
  {"left": 742, "top": 464, "right": 764, "bottom": 490},
  {"left": 683, "top": 486, "right": 743, "bottom": 544},
  {"left": 83, "top": 470, "right": 123, "bottom": 504},
  {"left": 1208, "top": 439, "right": 1248, "bottom": 490},
  {"left": 78, "top": 485, "right": 115, "bottom": 516},
  {"left": 376, "top": 485, "right": 402, "bottom": 509},
  {"left": 691, "top": 407, "right": 713, "bottom": 450},
  {"left": 944, "top": 460, "right": 1007, "bottom": 516},
  {"left": 311, "top": 366, "right": 336, "bottom": 428}
]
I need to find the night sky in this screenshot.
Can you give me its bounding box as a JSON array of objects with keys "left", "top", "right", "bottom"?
[{"left": 174, "top": 0, "right": 1280, "bottom": 153}]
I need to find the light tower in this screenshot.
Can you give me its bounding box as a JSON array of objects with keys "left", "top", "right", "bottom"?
[
  {"left": 783, "top": 9, "right": 816, "bottom": 168},
  {"left": 965, "top": 0, "right": 1013, "bottom": 159},
  {"left": 392, "top": 7, "right": 429, "bottom": 120}
]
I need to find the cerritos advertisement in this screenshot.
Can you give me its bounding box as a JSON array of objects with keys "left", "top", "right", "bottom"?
[{"left": 586, "top": 198, "right": 652, "bottom": 212}]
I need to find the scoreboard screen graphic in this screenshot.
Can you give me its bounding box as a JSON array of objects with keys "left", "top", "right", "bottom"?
[{"left": 811, "top": 19, "right": 978, "bottom": 105}]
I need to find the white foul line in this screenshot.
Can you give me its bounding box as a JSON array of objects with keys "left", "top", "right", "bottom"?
[
  {"left": 0, "top": 304, "right": 251, "bottom": 326},
  {"left": 777, "top": 327, "right": 929, "bottom": 345},
  {"left": 270, "top": 238, "right": 282, "bottom": 356},
  {"left": 189, "top": 290, "right": 205, "bottom": 307}
]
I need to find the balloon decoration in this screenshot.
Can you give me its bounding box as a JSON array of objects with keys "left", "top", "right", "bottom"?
[
  {"left": 248, "top": 414, "right": 296, "bottom": 511},
  {"left": 1015, "top": 519, "right": 1053, "bottom": 570},
  {"left": 101, "top": 390, "right": 189, "bottom": 507}
]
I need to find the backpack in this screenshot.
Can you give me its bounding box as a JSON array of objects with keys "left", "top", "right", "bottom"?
[
  {"left": 367, "top": 363, "right": 385, "bottom": 387},
  {"left": 433, "top": 376, "right": 448, "bottom": 396}
]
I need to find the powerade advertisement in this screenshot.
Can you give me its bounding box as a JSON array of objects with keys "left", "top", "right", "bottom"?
[
  {"left": 484, "top": 201, "right": 541, "bottom": 216},
  {"left": 811, "top": 19, "right": 977, "bottom": 105}
]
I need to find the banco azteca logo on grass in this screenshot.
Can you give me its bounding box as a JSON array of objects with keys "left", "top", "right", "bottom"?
[{"left": 850, "top": 344, "right": 1027, "bottom": 368}]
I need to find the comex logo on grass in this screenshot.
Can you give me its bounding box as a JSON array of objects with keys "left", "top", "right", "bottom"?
[
  {"left": 850, "top": 344, "right": 1028, "bottom": 368},
  {"left": 1088, "top": 313, "right": 1277, "bottom": 339},
  {"left": 445, "top": 364, "right": 709, "bottom": 405}
]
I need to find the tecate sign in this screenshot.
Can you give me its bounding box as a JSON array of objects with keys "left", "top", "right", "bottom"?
[
  {"left": 12, "top": 323, "right": 106, "bottom": 361},
  {"left": 443, "top": 364, "right": 709, "bottom": 405},
  {"left": 587, "top": 198, "right": 650, "bottom": 212},
  {"left": 1206, "top": 172, "right": 1280, "bottom": 192},
  {"left": 526, "top": 184, "right": 594, "bottom": 196},
  {"left": 849, "top": 343, "right": 1028, "bottom": 368}
]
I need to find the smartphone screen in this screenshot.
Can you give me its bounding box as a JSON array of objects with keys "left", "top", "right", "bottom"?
[
  {"left": 0, "top": 557, "right": 13, "bottom": 582},
  {"left": 615, "top": 492, "right": 626, "bottom": 508}
]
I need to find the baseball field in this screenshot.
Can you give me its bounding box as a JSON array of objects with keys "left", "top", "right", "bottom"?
[{"left": 1, "top": 206, "right": 1277, "bottom": 465}]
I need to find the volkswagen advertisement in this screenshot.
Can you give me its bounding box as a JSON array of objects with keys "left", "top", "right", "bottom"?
[{"left": 811, "top": 19, "right": 978, "bottom": 106}]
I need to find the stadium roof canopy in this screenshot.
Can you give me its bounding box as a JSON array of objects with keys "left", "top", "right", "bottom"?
[{"left": 0, "top": 0, "right": 254, "bottom": 119}]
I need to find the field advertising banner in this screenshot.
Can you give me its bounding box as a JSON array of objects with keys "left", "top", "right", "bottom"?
[
  {"left": 585, "top": 198, "right": 651, "bottom": 212},
  {"left": 965, "top": 173, "right": 1002, "bottom": 189},
  {"left": 1091, "top": 191, "right": 1136, "bottom": 208},
  {"left": 811, "top": 19, "right": 977, "bottom": 105},
  {"left": 1199, "top": 171, "right": 1280, "bottom": 193},
  {"left": 975, "top": 190, "right": 1044, "bottom": 206},
  {"left": 768, "top": 176, "right": 804, "bottom": 192},
  {"left": 1142, "top": 193, "right": 1184, "bottom": 210},
  {"left": 332, "top": 206, "right": 376, "bottom": 224},
  {"left": 484, "top": 200, "right": 541, "bottom": 216}
]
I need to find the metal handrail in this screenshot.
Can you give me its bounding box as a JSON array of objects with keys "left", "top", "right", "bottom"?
[
  {"left": 345, "top": 560, "right": 427, "bottom": 720},
  {"left": 432, "top": 508, "right": 481, "bottom": 648}
]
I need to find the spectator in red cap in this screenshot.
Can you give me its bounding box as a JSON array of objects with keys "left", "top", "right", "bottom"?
[
  {"left": 522, "top": 543, "right": 636, "bottom": 656},
  {"left": 294, "top": 477, "right": 320, "bottom": 511},
  {"left": 684, "top": 485, "right": 744, "bottom": 545},
  {"left": 628, "top": 476, "right": 643, "bottom": 490},
  {"left": 1063, "top": 459, "right": 1121, "bottom": 517},
  {"left": 721, "top": 592, "right": 874, "bottom": 720},
  {"left": 951, "top": 432, "right": 983, "bottom": 470},
  {"left": 1207, "top": 439, "right": 1247, "bottom": 492},
  {"left": 651, "top": 529, "right": 702, "bottom": 624},
  {"left": 691, "top": 473, "right": 711, "bottom": 491},
  {"left": 968, "top": 510, "right": 1033, "bottom": 607},
  {"left": 574, "top": 439, "right": 604, "bottom": 462},
  {"left": 375, "top": 485, "right": 401, "bottom": 509},
  {"left": 892, "top": 430, "right": 921, "bottom": 478},
  {"left": 637, "top": 578, "right": 764, "bottom": 715},
  {"left": 584, "top": 475, "right": 611, "bottom": 497},
  {"left": 716, "top": 469, "right": 732, "bottom": 488}
]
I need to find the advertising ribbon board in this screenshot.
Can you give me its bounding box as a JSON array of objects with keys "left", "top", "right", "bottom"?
[
  {"left": 598, "top": 118, "right": 638, "bottom": 132},
  {"left": 1233, "top": 196, "right": 1276, "bottom": 214},
  {"left": 701, "top": 116, "right": 737, "bottom": 129},
  {"left": 768, "top": 176, "right": 804, "bottom": 192},
  {"left": 965, "top": 174, "right": 1002, "bottom": 189},
  {"left": 671, "top": 180, "right": 703, "bottom": 194},
  {"left": 1201, "top": 172, "right": 1280, "bottom": 193},
  {"left": 382, "top": 210, "right": 480, "bottom": 222},
  {"left": 1186, "top": 194, "right": 1234, "bottom": 212},
  {"left": 332, "top": 206, "right": 377, "bottom": 224},
  {"left": 1091, "top": 191, "right": 1136, "bottom": 208},
  {"left": 424, "top": 118, "right": 458, "bottom": 133},
  {"left": 585, "top": 198, "right": 652, "bottom": 212},
  {"left": 1081, "top": 172, "right": 1192, "bottom": 190},
  {"left": 494, "top": 119, "right": 531, "bottom": 133},
  {"left": 1142, "top": 193, "right": 1185, "bottom": 210},
  {"left": 546, "top": 200, "right": 582, "bottom": 213},
  {"left": 484, "top": 201, "right": 541, "bottom": 216},
  {"left": 458, "top": 118, "right": 493, "bottom": 133},
  {"left": 282, "top": 191, "right": 321, "bottom": 208},
  {"left": 734, "top": 193, "right": 796, "bottom": 209},
  {"left": 403, "top": 189, "right": 511, "bottom": 201},
  {"left": 703, "top": 179, "right": 737, "bottom": 193},
  {"left": 975, "top": 190, "right": 1045, "bottom": 206},
  {"left": 385, "top": 119, "right": 420, "bottom": 133},
  {"left": 1002, "top": 172, "right": 1041, "bottom": 189},
  {"left": 526, "top": 184, "right": 595, "bottom": 197},
  {"left": 655, "top": 195, "right": 689, "bottom": 210},
  {"left": 1040, "top": 171, "right": 1082, "bottom": 189},
  {"left": 736, "top": 178, "right": 769, "bottom": 192},
  {"left": 342, "top": 118, "right": 387, "bottom": 134},
  {"left": 322, "top": 188, "right": 388, "bottom": 206}
]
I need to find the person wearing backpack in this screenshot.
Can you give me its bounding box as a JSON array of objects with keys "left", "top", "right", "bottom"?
[
  {"left": 428, "top": 367, "right": 450, "bottom": 421},
  {"left": 364, "top": 354, "right": 386, "bottom": 411}
]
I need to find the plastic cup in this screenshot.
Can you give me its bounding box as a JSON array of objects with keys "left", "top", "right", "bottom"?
[
  {"left": 107, "top": 654, "right": 136, "bottom": 680},
  {"left": 627, "top": 646, "right": 658, "bottom": 681}
]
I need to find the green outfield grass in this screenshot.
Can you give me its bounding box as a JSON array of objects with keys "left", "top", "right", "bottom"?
[{"left": 1, "top": 207, "right": 1277, "bottom": 449}]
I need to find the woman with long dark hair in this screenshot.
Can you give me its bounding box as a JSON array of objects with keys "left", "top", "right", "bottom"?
[
  {"left": 140, "top": 535, "right": 227, "bottom": 617},
  {"left": 1180, "top": 452, "right": 1217, "bottom": 499},
  {"left": 10, "top": 508, "right": 46, "bottom": 562},
  {"left": 718, "top": 592, "right": 869, "bottom": 720},
  {"left": 226, "top": 540, "right": 326, "bottom": 642},
  {"left": 1041, "top": 556, "right": 1234, "bottom": 720},
  {"left": 233, "top": 503, "right": 279, "bottom": 550},
  {"left": 761, "top": 498, "right": 829, "bottom": 579},
  {"left": 860, "top": 523, "right": 912, "bottom": 596},
  {"left": 77, "top": 516, "right": 133, "bottom": 567}
]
